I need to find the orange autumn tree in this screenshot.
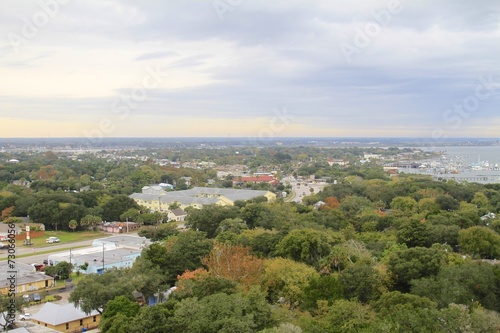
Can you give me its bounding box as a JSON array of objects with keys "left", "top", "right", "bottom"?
[
  {"left": 176, "top": 268, "right": 209, "bottom": 295},
  {"left": 36, "top": 165, "right": 59, "bottom": 180},
  {"left": 1, "top": 206, "right": 14, "bottom": 221},
  {"left": 320, "top": 196, "right": 341, "bottom": 210},
  {"left": 177, "top": 267, "right": 208, "bottom": 281},
  {"left": 202, "top": 242, "right": 264, "bottom": 288}
]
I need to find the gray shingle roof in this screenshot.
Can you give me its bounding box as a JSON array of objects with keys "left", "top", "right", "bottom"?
[
  {"left": 0, "top": 262, "right": 53, "bottom": 289},
  {"left": 130, "top": 187, "right": 272, "bottom": 207},
  {"left": 31, "top": 303, "right": 99, "bottom": 325}
]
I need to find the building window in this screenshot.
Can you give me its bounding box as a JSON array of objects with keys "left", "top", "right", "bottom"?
[
  {"left": 93, "top": 316, "right": 96, "bottom": 322},
  {"left": 66, "top": 323, "right": 69, "bottom": 330},
  {"left": 80, "top": 319, "right": 83, "bottom": 326}
]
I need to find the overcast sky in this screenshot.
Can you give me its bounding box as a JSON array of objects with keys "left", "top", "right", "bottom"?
[{"left": 1, "top": 0, "right": 499, "bottom": 139}]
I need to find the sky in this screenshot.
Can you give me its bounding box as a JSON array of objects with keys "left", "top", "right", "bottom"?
[{"left": 0, "top": 0, "right": 499, "bottom": 139}]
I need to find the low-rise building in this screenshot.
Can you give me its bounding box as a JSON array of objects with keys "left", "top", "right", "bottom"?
[
  {"left": 101, "top": 221, "right": 141, "bottom": 233},
  {"left": 0, "top": 262, "right": 55, "bottom": 295},
  {"left": 167, "top": 208, "right": 187, "bottom": 222},
  {"left": 233, "top": 175, "right": 279, "bottom": 186},
  {"left": 130, "top": 187, "right": 276, "bottom": 211},
  {"left": 31, "top": 303, "right": 100, "bottom": 332},
  {"left": 142, "top": 184, "right": 173, "bottom": 195},
  {"left": 327, "top": 158, "right": 349, "bottom": 167},
  {"left": 0, "top": 222, "right": 44, "bottom": 242},
  {"left": 47, "top": 235, "right": 149, "bottom": 275}
]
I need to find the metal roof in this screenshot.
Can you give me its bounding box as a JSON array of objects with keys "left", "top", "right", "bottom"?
[{"left": 31, "top": 303, "right": 99, "bottom": 325}]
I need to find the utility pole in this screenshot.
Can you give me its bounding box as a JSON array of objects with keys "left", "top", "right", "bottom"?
[
  {"left": 102, "top": 243, "right": 105, "bottom": 274},
  {"left": 157, "top": 196, "right": 161, "bottom": 228},
  {"left": 68, "top": 248, "right": 72, "bottom": 282}
]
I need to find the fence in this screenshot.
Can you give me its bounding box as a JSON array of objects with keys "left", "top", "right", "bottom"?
[{"left": 14, "top": 231, "right": 45, "bottom": 240}]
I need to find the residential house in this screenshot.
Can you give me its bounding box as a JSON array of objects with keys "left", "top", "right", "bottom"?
[
  {"left": 101, "top": 221, "right": 140, "bottom": 233},
  {"left": 180, "top": 176, "right": 192, "bottom": 186},
  {"left": 31, "top": 303, "right": 100, "bottom": 332},
  {"left": 168, "top": 208, "right": 187, "bottom": 222},
  {"left": 0, "top": 222, "right": 45, "bottom": 240},
  {"left": 0, "top": 262, "right": 55, "bottom": 295}
]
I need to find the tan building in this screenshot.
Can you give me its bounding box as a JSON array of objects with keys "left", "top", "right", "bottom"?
[
  {"left": 100, "top": 221, "right": 140, "bottom": 233},
  {"left": 130, "top": 187, "right": 276, "bottom": 211},
  {"left": 31, "top": 302, "right": 100, "bottom": 332},
  {"left": 167, "top": 208, "right": 187, "bottom": 222},
  {"left": 0, "top": 262, "right": 55, "bottom": 295}
]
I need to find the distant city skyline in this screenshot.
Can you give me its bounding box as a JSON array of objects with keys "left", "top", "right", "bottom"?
[{"left": 1, "top": 0, "right": 499, "bottom": 139}]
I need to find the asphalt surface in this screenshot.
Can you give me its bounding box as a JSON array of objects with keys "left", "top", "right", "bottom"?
[
  {"left": 1, "top": 239, "right": 97, "bottom": 265},
  {"left": 283, "top": 176, "right": 328, "bottom": 203}
]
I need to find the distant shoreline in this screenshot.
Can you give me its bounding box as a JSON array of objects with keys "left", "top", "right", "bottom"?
[{"left": 0, "top": 137, "right": 499, "bottom": 149}]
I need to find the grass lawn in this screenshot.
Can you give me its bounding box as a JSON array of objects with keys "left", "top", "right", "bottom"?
[
  {"left": 52, "top": 272, "right": 86, "bottom": 288},
  {"left": 28, "top": 230, "right": 106, "bottom": 248},
  {"left": 69, "top": 272, "right": 86, "bottom": 285}
]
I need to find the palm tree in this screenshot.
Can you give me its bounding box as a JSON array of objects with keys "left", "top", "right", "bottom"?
[{"left": 69, "top": 219, "right": 78, "bottom": 232}]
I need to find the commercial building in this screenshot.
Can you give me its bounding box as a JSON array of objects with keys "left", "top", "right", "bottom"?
[
  {"left": 47, "top": 235, "right": 150, "bottom": 275},
  {"left": 130, "top": 186, "right": 276, "bottom": 211}
]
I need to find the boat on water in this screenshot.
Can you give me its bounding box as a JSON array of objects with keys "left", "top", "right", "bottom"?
[{"left": 469, "top": 155, "right": 498, "bottom": 171}]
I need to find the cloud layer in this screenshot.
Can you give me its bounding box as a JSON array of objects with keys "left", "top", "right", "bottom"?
[{"left": 1, "top": 0, "right": 499, "bottom": 138}]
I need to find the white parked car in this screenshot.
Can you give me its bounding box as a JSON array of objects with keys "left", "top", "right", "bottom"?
[
  {"left": 20, "top": 313, "right": 31, "bottom": 321},
  {"left": 45, "top": 237, "right": 60, "bottom": 244}
]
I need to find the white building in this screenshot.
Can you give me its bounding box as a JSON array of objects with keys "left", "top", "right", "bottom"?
[{"left": 47, "top": 235, "right": 150, "bottom": 275}]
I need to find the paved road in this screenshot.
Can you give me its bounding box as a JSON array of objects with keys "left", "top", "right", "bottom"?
[
  {"left": 1, "top": 239, "right": 98, "bottom": 264},
  {"left": 283, "top": 176, "right": 328, "bottom": 203}
]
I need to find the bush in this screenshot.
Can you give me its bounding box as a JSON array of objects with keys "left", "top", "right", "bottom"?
[{"left": 44, "top": 295, "right": 56, "bottom": 302}]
